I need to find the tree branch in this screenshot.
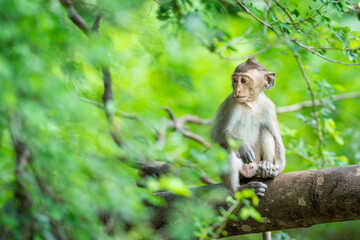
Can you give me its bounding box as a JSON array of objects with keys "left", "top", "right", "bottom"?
[
  {"left": 101, "top": 68, "right": 122, "bottom": 147},
  {"left": 234, "top": 0, "right": 360, "bottom": 66},
  {"left": 235, "top": 0, "right": 279, "bottom": 36},
  {"left": 77, "top": 96, "right": 139, "bottom": 119},
  {"left": 308, "top": 46, "right": 360, "bottom": 51},
  {"left": 59, "top": 0, "right": 122, "bottom": 147},
  {"left": 218, "top": 46, "right": 271, "bottom": 61},
  {"left": 151, "top": 165, "right": 360, "bottom": 238},
  {"left": 276, "top": 91, "right": 360, "bottom": 114},
  {"left": 273, "top": 0, "right": 299, "bottom": 31},
  {"left": 59, "top": 0, "right": 90, "bottom": 34},
  {"left": 163, "top": 107, "right": 211, "bottom": 148},
  {"left": 288, "top": 145, "right": 317, "bottom": 164},
  {"left": 293, "top": 52, "right": 326, "bottom": 167},
  {"left": 290, "top": 39, "right": 360, "bottom": 66}
]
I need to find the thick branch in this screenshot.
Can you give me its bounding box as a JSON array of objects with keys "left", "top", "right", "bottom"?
[{"left": 152, "top": 165, "right": 360, "bottom": 237}]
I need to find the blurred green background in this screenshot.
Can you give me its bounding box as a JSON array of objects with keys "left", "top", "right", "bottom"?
[{"left": 1, "top": 0, "right": 360, "bottom": 239}]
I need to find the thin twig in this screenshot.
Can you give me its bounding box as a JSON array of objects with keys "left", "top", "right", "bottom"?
[
  {"left": 201, "top": 200, "right": 241, "bottom": 240},
  {"left": 235, "top": 0, "right": 279, "bottom": 36},
  {"left": 92, "top": 13, "right": 102, "bottom": 31},
  {"left": 293, "top": 2, "right": 327, "bottom": 24},
  {"left": 77, "top": 96, "right": 158, "bottom": 138},
  {"left": 101, "top": 68, "right": 122, "bottom": 147},
  {"left": 295, "top": 151, "right": 317, "bottom": 164},
  {"left": 308, "top": 46, "right": 360, "bottom": 51},
  {"left": 185, "top": 161, "right": 217, "bottom": 185},
  {"left": 234, "top": 0, "right": 360, "bottom": 66},
  {"left": 164, "top": 106, "right": 176, "bottom": 121},
  {"left": 200, "top": 174, "right": 217, "bottom": 185},
  {"left": 290, "top": 39, "right": 360, "bottom": 66},
  {"left": 211, "top": 203, "right": 239, "bottom": 239},
  {"left": 218, "top": 46, "right": 271, "bottom": 60},
  {"left": 181, "top": 130, "right": 211, "bottom": 148},
  {"left": 181, "top": 115, "right": 211, "bottom": 125},
  {"left": 163, "top": 107, "right": 211, "bottom": 148},
  {"left": 276, "top": 91, "right": 360, "bottom": 114},
  {"left": 216, "top": 27, "right": 253, "bottom": 54},
  {"left": 77, "top": 96, "right": 138, "bottom": 119},
  {"left": 273, "top": 0, "right": 299, "bottom": 30},
  {"left": 156, "top": 117, "right": 168, "bottom": 150},
  {"left": 59, "top": 0, "right": 90, "bottom": 34},
  {"left": 288, "top": 145, "right": 317, "bottom": 164},
  {"left": 263, "top": 0, "right": 272, "bottom": 36},
  {"left": 293, "top": 52, "right": 326, "bottom": 167}
]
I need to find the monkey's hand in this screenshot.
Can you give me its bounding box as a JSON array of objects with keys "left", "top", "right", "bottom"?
[
  {"left": 257, "top": 161, "right": 276, "bottom": 178},
  {"left": 238, "top": 144, "right": 255, "bottom": 164},
  {"left": 237, "top": 182, "right": 267, "bottom": 197}
]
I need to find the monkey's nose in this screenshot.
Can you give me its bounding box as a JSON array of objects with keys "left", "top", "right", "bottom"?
[{"left": 235, "top": 92, "right": 245, "bottom": 98}]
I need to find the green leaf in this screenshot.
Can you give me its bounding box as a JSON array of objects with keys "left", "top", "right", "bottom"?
[
  {"left": 159, "top": 177, "right": 192, "bottom": 197},
  {"left": 333, "top": 133, "right": 344, "bottom": 145},
  {"left": 324, "top": 118, "right": 336, "bottom": 134}
]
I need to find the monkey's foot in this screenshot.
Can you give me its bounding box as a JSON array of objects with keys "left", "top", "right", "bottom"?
[
  {"left": 237, "top": 182, "right": 267, "bottom": 197},
  {"left": 257, "top": 161, "right": 275, "bottom": 178}
]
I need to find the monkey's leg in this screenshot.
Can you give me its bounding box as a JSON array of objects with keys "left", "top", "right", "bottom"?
[
  {"left": 258, "top": 129, "right": 276, "bottom": 178},
  {"left": 221, "top": 152, "right": 267, "bottom": 197},
  {"left": 262, "top": 231, "right": 271, "bottom": 240},
  {"left": 237, "top": 181, "right": 267, "bottom": 197},
  {"left": 220, "top": 151, "right": 242, "bottom": 195}
]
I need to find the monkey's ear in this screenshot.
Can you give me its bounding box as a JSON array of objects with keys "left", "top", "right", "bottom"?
[{"left": 264, "top": 72, "right": 275, "bottom": 90}]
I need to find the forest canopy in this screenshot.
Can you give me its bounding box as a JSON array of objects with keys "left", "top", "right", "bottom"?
[{"left": 1, "top": 0, "right": 360, "bottom": 239}]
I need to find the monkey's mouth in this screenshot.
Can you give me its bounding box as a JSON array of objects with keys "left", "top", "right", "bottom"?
[{"left": 235, "top": 96, "right": 246, "bottom": 98}]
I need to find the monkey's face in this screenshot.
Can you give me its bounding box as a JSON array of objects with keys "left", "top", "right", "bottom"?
[
  {"left": 231, "top": 69, "right": 264, "bottom": 103},
  {"left": 231, "top": 69, "right": 275, "bottom": 103}
]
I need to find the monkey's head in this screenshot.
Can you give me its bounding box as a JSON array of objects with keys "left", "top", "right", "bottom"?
[{"left": 231, "top": 57, "right": 275, "bottom": 103}]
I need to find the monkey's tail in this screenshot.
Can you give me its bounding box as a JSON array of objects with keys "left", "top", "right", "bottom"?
[{"left": 262, "top": 231, "right": 271, "bottom": 240}]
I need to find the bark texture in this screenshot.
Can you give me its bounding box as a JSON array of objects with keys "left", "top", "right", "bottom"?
[{"left": 153, "top": 165, "right": 360, "bottom": 237}]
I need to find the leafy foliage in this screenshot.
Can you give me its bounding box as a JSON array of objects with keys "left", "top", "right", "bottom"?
[{"left": 1, "top": 0, "right": 360, "bottom": 239}]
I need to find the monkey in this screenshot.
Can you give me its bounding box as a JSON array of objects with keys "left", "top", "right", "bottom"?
[
  {"left": 210, "top": 56, "right": 285, "bottom": 196},
  {"left": 210, "top": 57, "right": 285, "bottom": 240}
]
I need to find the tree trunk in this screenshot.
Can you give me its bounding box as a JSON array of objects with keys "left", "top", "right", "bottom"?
[{"left": 152, "top": 165, "right": 360, "bottom": 237}]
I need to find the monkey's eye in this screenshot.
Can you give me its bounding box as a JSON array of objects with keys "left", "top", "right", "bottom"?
[
  {"left": 241, "top": 78, "right": 248, "bottom": 83},
  {"left": 233, "top": 77, "right": 238, "bottom": 82}
]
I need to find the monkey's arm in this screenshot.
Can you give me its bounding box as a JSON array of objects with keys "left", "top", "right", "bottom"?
[
  {"left": 210, "top": 95, "right": 234, "bottom": 148},
  {"left": 257, "top": 108, "right": 286, "bottom": 178},
  {"left": 223, "top": 129, "right": 255, "bottom": 164},
  {"left": 238, "top": 144, "right": 255, "bottom": 164}
]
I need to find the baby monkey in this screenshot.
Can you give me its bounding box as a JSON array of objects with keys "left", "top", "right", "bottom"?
[{"left": 211, "top": 57, "right": 285, "bottom": 197}]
